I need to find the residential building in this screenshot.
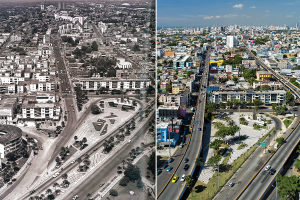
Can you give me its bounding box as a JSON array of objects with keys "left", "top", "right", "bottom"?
[
  {"left": 212, "top": 90, "right": 286, "bottom": 105},
  {"left": 256, "top": 71, "right": 272, "bottom": 82}
]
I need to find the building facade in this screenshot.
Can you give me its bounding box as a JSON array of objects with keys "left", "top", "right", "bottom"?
[{"left": 212, "top": 90, "right": 286, "bottom": 105}]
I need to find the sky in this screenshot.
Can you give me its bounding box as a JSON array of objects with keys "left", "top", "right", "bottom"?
[{"left": 157, "top": 0, "right": 300, "bottom": 28}]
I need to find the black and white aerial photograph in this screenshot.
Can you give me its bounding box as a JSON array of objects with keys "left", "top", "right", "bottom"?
[{"left": 0, "top": 0, "right": 156, "bottom": 200}]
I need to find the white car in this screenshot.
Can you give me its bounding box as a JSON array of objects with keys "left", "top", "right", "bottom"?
[
  {"left": 265, "top": 165, "right": 271, "bottom": 171},
  {"left": 52, "top": 172, "right": 60, "bottom": 178},
  {"left": 181, "top": 174, "right": 186, "bottom": 182},
  {"left": 71, "top": 160, "right": 75, "bottom": 164}
]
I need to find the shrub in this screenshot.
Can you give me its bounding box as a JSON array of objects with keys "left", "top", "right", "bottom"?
[
  {"left": 110, "top": 189, "right": 118, "bottom": 196},
  {"left": 119, "top": 177, "right": 129, "bottom": 186}
]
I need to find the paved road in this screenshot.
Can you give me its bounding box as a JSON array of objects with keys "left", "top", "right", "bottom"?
[
  {"left": 62, "top": 114, "right": 155, "bottom": 200},
  {"left": 22, "top": 110, "right": 154, "bottom": 200},
  {"left": 157, "top": 48, "right": 210, "bottom": 200}
]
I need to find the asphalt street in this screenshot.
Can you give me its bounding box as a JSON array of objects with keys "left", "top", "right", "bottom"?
[
  {"left": 21, "top": 101, "right": 152, "bottom": 199},
  {"left": 62, "top": 114, "right": 155, "bottom": 200},
  {"left": 157, "top": 49, "right": 210, "bottom": 200}
]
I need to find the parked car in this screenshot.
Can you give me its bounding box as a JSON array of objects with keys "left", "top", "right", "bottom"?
[
  {"left": 229, "top": 182, "right": 235, "bottom": 187},
  {"left": 162, "top": 164, "right": 168, "bottom": 169},
  {"left": 167, "top": 166, "right": 173, "bottom": 172},
  {"left": 168, "top": 157, "right": 174, "bottom": 163},
  {"left": 157, "top": 169, "right": 162, "bottom": 175}
]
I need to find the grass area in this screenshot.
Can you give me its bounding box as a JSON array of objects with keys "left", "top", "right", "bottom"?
[
  {"left": 188, "top": 145, "right": 257, "bottom": 200},
  {"left": 187, "top": 128, "right": 274, "bottom": 200},
  {"left": 221, "top": 150, "right": 232, "bottom": 165},
  {"left": 283, "top": 116, "right": 295, "bottom": 128},
  {"left": 237, "top": 142, "right": 248, "bottom": 150}
]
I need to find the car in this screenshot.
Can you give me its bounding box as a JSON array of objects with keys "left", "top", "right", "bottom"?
[
  {"left": 172, "top": 175, "right": 179, "bottom": 183},
  {"left": 183, "top": 164, "right": 189, "bottom": 171},
  {"left": 162, "top": 163, "right": 168, "bottom": 169},
  {"left": 73, "top": 110, "right": 75, "bottom": 112},
  {"left": 199, "top": 100, "right": 201, "bottom": 103},
  {"left": 71, "top": 160, "right": 75, "bottom": 164},
  {"left": 197, "top": 126, "right": 201, "bottom": 131},
  {"left": 157, "top": 169, "right": 162, "bottom": 175},
  {"left": 229, "top": 182, "right": 235, "bottom": 187},
  {"left": 168, "top": 157, "right": 174, "bottom": 163},
  {"left": 269, "top": 168, "right": 276, "bottom": 175},
  {"left": 72, "top": 195, "right": 78, "bottom": 200},
  {"left": 167, "top": 166, "right": 173, "bottom": 172},
  {"left": 184, "top": 158, "right": 189, "bottom": 163},
  {"left": 265, "top": 165, "right": 271, "bottom": 171},
  {"left": 292, "top": 108, "right": 298, "bottom": 111},
  {"left": 52, "top": 172, "right": 60, "bottom": 178},
  {"left": 181, "top": 174, "right": 186, "bottom": 182}
]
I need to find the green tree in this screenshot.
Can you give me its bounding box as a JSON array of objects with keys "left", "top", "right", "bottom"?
[
  {"left": 253, "top": 99, "right": 264, "bottom": 107},
  {"left": 286, "top": 91, "right": 294, "bottom": 104},
  {"left": 277, "top": 174, "right": 300, "bottom": 199},
  {"left": 243, "top": 69, "right": 257, "bottom": 79},
  {"left": 233, "top": 99, "right": 241, "bottom": 107},
  {"left": 166, "top": 85, "right": 172, "bottom": 93},
  {"left": 276, "top": 137, "right": 284, "bottom": 146},
  {"left": 294, "top": 159, "right": 300, "bottom": 172},
  {"left": 226, "top": 101, "right": 233, "bottom": 108},
  {"left": 207, "top": 155, "right": 222, "bottom": 166},
  {"left": 262, "top": 85, "right": 271, "bottom": 90},
  {"left": 195, "top": 157, "right": 203, "bottom": 167},
  {"left": 283, "top": 54, "right": 287, "bottom": 58},
  {"left": 147, "top": 152, "right": 155, "bottom": 174},
  {"left": 185, "top": 175, "right": 194, "bottom": 189},
  {"left": 209, "top": 139, "right": 223, "bottom": 150},
  {"left": 186, "top": 71, "right": 194, "bottom": 78}
]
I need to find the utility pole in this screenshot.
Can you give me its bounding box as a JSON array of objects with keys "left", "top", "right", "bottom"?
[
  {"left": 218, "top": 163, "right": 219, "bottom": 189},
  {"left": 239, "top": 105, "right": 241, "bottom": 141}
]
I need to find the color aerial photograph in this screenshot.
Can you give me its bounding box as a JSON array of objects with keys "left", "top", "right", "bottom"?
[
  {"left": 0, "top": 0, "right": 156, "bottom": 200},
  {"left": 156, "top": 0, "right": 300, "bottom": 200}
]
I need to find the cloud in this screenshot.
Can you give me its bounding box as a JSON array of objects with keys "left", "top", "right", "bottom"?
[
  {"left": 266, "top": 10, "right": 270, "bottom": 12},
  {"left": 181, "top": 15, "right": 199, "bottom": 18},
  {"left": 286, "top": 15, "right": 294, "bottom": 18},
  {"left": 224, "top": 13, "right": 238, "bottom": 18},
  {"left": 157, "top": 17, "right": 188, "bottom": 21},
  {"left": 241, "top": 14, "right": 251, "bottom": 18},
  {"left": 233, "top": 4, "right": 243, "bottom": 8},
  {"left": 280, "top": 2, "right": 294, "bottom": 5},
  {"left": 204, "top": 16, "right": 214, "bottom": 20},
  {"left": 215, "top": 15, "right": 221, "bottom": 19},
  {"left": 249, "top": 6, "right": 256, "bottom": 8}
]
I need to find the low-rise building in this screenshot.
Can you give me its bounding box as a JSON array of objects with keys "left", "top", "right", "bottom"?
[
  {"left": 212, "top": 90, "right": 286, "bottom": 105},
  {"left": 256, "top": 71, "right": 272, "bottom": 82}
]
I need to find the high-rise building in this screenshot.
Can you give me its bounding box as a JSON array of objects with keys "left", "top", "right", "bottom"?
[
  {"left": 41, "top": 4, "right": 44, "bottom": 10},
  {"left": 58, "top": 2, "right": 61, "bottom": 10},
  {"left": 226, "top": 36, "right": 238, "bottom": 48},
  {"left": 296, "top": 23, "right": 298, "bottom": 29}
]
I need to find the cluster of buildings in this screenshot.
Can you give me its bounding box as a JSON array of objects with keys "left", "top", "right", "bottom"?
[{"left": 156, "top": 24, "right": 300, "bottom": 147}]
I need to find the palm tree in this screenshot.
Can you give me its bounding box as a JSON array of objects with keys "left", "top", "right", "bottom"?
[
  {"left": 34, "top": 196, "right": 39, "bottom": 200},
  {"left": 46, "top": 188, "right": 52, "bottom": 195},
  {"left": 195, "top": 157, "right": 203, "bottom": 167},
  {"left": 84, "top": 153, "right": 89, "bottom": 160},
  {"left": 63, "top": 180, "right": 70, "bottom": 187},
  {"left": 53, "top": 182, "right": 59, "bottom": 191},
  {"left": 74, "top": 136, "right": 78, "bottom": 142},
  {"left": 61, "top": 173, "right": 68, "bottom": 180}
]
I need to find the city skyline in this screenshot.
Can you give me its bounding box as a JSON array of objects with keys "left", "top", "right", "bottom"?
[{"left": 158, "top": 0, "right": 300, "bottom": 28}]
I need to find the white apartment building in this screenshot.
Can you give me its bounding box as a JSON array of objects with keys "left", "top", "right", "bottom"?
[{"left": 227, "top": 36, "right": 238, "bottom": 48}]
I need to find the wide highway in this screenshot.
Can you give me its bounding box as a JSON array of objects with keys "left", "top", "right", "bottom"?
[
  {"left": 230, "top": 47, "right": 300, "bottom": 199},
  {"left": 157, "top": 48, "right": 211, "bottom": 200}
]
